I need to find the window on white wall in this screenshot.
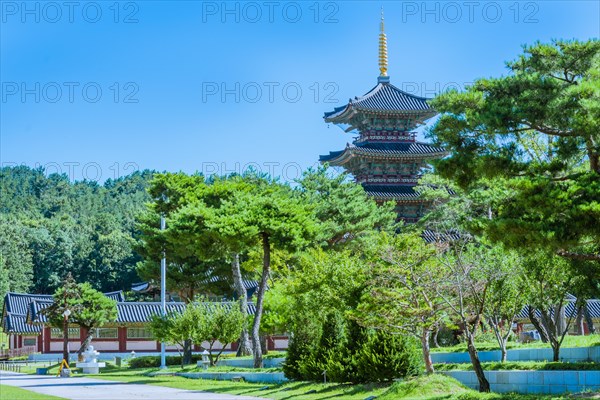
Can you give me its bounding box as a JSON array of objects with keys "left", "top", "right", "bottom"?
[
  {"left": 127, "top": 327, "right": 153, "bottom": 339},
  {"left": 94, "top": 328, "right": 118, "bottom": 339},
  {"left": 50, "top": 328, "right": 80, "bottom": 339}
]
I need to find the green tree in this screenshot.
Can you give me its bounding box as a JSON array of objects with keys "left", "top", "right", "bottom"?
[
  {"left": 0, "top": 166, "right": 153, "bottom": 295},
  {"left": 190, "top": 301, "right": 246, "bottom": 366},
  {"left": 137, "top": 173, "right": 230, "bottom": 364},
  {"left": 0, "top": 217, "right": 33, "bottom": 299},
  {"left": 277, "top": 249, "right": 368, "bottom": 379},
  {"left": 40, "top": 273, "right": 81, "bottom": 362},
  {"left": 208, "top": 180, "right": 318, "bottom": 368},
  {"left": 138, "top": 173, "right": 255, "bottom": 358},
  {"left": 522, "top": 252, "right": 584, "bottom": 361},
  {"left": 432, "top": 239, "right": 495, "bottom": 393},
  {"left": 43, "top": 276, "right": 118, "bottom": 361},
  {"left": 71, "top": 283, "right": 118, "bottom": 360},
  {"left": 428, "top": 39, "right": 600, "bottom": 263},
  {"left": 355, "top": 232, "right": 445, "bottom": 374},
  {"left": 149, "top": 301, "right": 245, "bottom": 367},
  {"left": 297, "top": 167, "right": 397, "bottom": 250},
  {"left": 483, "top": 248, "right": 525, "bottom": 362},
  {"left": 149, "top": 306, "right": 198, "bottom": 368}
]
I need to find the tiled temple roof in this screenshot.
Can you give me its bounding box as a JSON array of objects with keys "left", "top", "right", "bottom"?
[
  {"left": 515, "top": 299, "right": 600, "bottom": 321},
  {"left": 132, "top": 277, "right": 259, "bottom": 294},
  {"left": 324, "top": 82, "right": 435, "bottom": 121},
  {"left": 362, "top": 185, "right": 421, "bottom": 200},
  {"left": 28, "top": 300, "right": 256, "bottom": 326},
  {"left": 320, "top": 141, "right": 447, "bottom": 163},
  {"left": 2, "top": 291, "right": 256, "bottom": 334},
  {"left": 2, "top": 291, "right": 124, "bottom": 334},
  {"left": 421, "top": 229, "right": 463, "bottom": 243}
]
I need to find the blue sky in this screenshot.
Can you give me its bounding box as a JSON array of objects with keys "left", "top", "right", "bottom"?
[{"left": 1, "top": 0, "right": 599, "bottom": 182}]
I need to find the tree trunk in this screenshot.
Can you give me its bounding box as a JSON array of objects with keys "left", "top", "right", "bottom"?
[
  {"left": 62, "top": 316, "right": 69, "bottom": 364},
  {"left": 552, "top": 345, "right": 560, "bottom": 362},
  {"left": 489, "top": 317, "right": 508, "bottom": 362},
  {"left": 527, "top": 306, "right": 550, "bottom": 343},
  {"left": 584, "top": 302, "right": 596, "bottom": 334},
  {"left": 500, "top": 342, "right": 507, "bottom": 363},
  {"left": 252, "top": 233, "right": 270, "bottom": 369},
  {"left": 466, "top": 332, "right": 490, "bottom": 392},
  {"left": 421, "top": 327, "right": 434, "bottom": 374},
  {"left": 539, "top": 309, "right": 561, "bottom": 362},
  {"left": 77, "top": 327, "right": 95, "bottom": 361},
  {"left": 260, "top": 335, "right": 269, "bottom": 355},
  {"left": 232, "top": 253, "right": 253, "bottom": 357},
  {"left": 555, "top": 305, "right": 566, "bottom": 338},
  {"left": 183, "top": 339, "right": 192, "bottom": 365},
  {"left": 575, "top": 305, "right": 585, "bottom": 335},
  {"left": 432, "top": 324, "right": 440, "bottom": 348}
]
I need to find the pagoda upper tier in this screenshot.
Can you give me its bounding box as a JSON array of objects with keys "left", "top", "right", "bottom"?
[{"left": 324, "top": 79, "right": 437, "bottom": 132}]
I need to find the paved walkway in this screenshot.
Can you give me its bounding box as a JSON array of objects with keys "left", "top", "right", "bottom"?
[{"left": 0, "top": 371, "right": 267, "bottom": 400}]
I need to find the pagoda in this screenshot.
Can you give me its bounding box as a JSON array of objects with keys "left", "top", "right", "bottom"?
[{"left": 320, "top": 12, "right": 446, "bottom": 222}]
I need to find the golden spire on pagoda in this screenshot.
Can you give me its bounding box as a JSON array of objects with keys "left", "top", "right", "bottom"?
[{"left": 378, "top": 7, "right": 388, "bottom": 77}]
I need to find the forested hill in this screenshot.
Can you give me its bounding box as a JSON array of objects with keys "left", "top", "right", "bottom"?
[{"left": 0, "top": 166, "right": 154, "bottom": 298}]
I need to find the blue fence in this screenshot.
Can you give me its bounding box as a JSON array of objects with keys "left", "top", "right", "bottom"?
[
  {"left": 442, "top": 370, "right": 600, "bottom": 394},
  {"left": 432, "top": 347, "right": 600, "bottom": 364}
]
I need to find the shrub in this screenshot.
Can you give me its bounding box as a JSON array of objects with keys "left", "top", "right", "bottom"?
[
  {"left": 129, "top": 354, "right": 204, "bottom": 369},
  {"left": 473, "top": 330, "right": 497, "bottom": 344},
  {"left": 285, "top": 316, "right": 424, "bottom": 383},
  {"left": 353, "top": 330, "right": 423, "bottom": 383},
  {"left": 282, "top": 330, "right": 316, "bottom": 380},
  {"left": 435, "top": 325, "right": 459, "bottom": 347}
]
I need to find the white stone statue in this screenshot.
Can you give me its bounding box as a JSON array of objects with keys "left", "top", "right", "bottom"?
[{"left": 77, "top": 344, "right": 106, "bottom": 374}]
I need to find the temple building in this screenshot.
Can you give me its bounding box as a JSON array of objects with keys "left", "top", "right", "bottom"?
[{"left": 320, "top": 12, "right": 447, "bottom": 222}]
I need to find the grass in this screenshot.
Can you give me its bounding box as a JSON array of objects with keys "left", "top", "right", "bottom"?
[
  {"left": 0, "top": 385, "right": 67, "bottom": 400},
  {"left": 85, "top": 367, "right": 389, "bottom": 399},
  {"left": 81, "top": 366, "right": 599, "bottom": 399},
  {"left": 432, "top": 334, "right": 600, "bottom": 353},
  {"left": 435, "top": 361, "right": 600, "bottom": 371},
  {"left": 152, "top": 365, "right": 282, "bottom": 373},
  {"left": 377, "top": 374, "right": 597, "bottom": 400},
  {"left": 220, "top": 350, "right": 286, "bottom": 359}
]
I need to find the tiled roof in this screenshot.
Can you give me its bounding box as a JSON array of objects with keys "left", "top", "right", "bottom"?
[
  {"left": 2, "top": 291, "right": 124, "bottom": 334},
  {"left": 114, "top": 302, "right": 257, "bottom": 324},
  {"left": 320, "top": 141, "right": 446, "bottom": 162},
  {"left": 19, "top": 296, "right": 257, "bottom": 332},
  {"left": 421, "top": 230, "right": 463, "bottom": 244},
  {"left": 363, "top": 184, "right": 421, "bottom": 200},
  {"left": 324, "top": 82, "right": 434, "bottom": 121},
  {"left": 2, "top": 293, "right": 55, "bottom": 334},
  {"left": 132, "top": 277, "right": 259, "bottom": 293},
  {"left": 515, "top": 299, "right": 600, "bottom": 320}
]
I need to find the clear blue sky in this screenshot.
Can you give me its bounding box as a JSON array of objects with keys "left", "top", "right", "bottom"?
[{"left": 1, "top": 1, "right": 598, "bottom": 182}]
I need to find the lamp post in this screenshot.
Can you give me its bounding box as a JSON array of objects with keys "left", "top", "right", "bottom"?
[
  {"left": 160, "top": 215, "right": 167, "bottom": 369},
  {"left": 62, "top": 308, "right": 71, "bottom": 364}
]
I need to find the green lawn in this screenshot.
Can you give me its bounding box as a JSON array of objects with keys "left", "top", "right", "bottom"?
[
  {"left": 432, "top": 334, "right": 600, "bottom": 353},
  {"left": 377, "top": 374, "right": 597, "bottom": 400},
  {"left": 0, "top": 385, "right": 67, "bottom": 400},
  {"left": 83, "top": 367, "right": 599, "bottom": 400},
  {"left": 87, "top": 367, "right": 389, "bottom": 399},
  {"left": 435, "top": 361, "right": 600, "bottom": 371}
]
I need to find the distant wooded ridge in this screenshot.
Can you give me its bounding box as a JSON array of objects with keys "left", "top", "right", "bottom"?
[{"left": 0, "top": 166, "right": 155, "bottom": 297}]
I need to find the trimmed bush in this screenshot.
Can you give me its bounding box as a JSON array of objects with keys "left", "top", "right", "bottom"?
[
  {"left": 284, "top": 315, "right": 423, "bottom": 383},
  {"left": 353, "top": 331, "right": 423, "bottom": 383},
  {"left": 129, "top": 354, "right": 204, "bottom": 369}
]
